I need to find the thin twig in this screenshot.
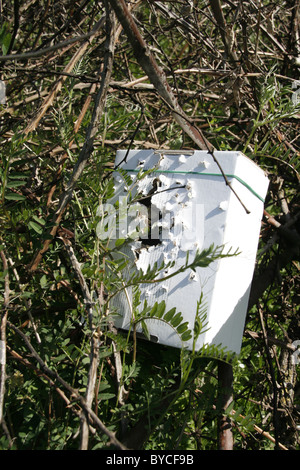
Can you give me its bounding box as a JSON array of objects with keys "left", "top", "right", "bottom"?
[
  {"left": 24, "top": 18, "right": 106, "bottom": 135},
  {"left": 0, "top": 19, "right": 105, "bottom": 61},
  {"left": 7, "top": 256, "right": 41, "bottom": 343},
  {"left": 27, "top": 7, "right": 116, "bottom": 273},
  {"left": 217, "top": 361, "right": 234, "bottom": 450},
  {"left": 63, "top": 241, "right": 100, "bottom": 450},
  {"left": 7, "top": 320, "right": 127, "bottom": 450},
  {"left": 258, "top": 305, "right": 280, "bottom": 450},
  {"left": 7, "top": 346, "right": 74, "bottom": 409},
  {"left": 208, "top": 0, "right": 239, "bottom": 64}
]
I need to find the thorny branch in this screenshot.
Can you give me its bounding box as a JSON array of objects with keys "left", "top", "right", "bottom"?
[
  {"left": 109, "top": 0, "right": 250, "bottom": 213},
  {"left": 110, "top": 0, "right": 213, "bottom": 151}
]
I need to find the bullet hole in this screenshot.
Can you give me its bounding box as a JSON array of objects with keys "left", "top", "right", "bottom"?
[{"left": 137, "top": 177, "right": 163, "bottom": 248}]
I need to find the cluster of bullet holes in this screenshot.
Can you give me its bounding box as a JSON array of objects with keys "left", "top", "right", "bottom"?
[{"left": 134, "top": 176, "right": 188, "bottom": 252}]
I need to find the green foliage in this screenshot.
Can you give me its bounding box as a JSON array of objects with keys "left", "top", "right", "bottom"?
[
  {"left": 0, "top": 22, "right": 11, "bottom": 55},
  {"left": 0, "top": 0, "right": 299, "bottom": 452}
]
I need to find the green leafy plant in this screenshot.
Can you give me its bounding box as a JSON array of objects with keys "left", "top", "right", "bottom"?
[{"left": 0, "top": 0, "right": 299, "bottom": 451}]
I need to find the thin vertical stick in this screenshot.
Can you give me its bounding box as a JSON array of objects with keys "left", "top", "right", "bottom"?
[
  {"left": 0, "top": 250, "right": 9, "bottom": 425},
  {"left": 217, "top": 361, "right": 234, "bottom": 450},
  {"left": 258, "top": 306, "right": 280, "bottom": 450},
  {"left": 64, "top": 242, "right": 100, "bottom": 450}
]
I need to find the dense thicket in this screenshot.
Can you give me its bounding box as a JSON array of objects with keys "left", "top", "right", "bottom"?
[{"left": 0, "top": 0, "right": 299, "bottom": 450}]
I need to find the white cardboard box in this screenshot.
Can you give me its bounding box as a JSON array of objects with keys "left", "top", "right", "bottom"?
[{"left": 103, "top": 150, "right": 269, "bottom": 354}]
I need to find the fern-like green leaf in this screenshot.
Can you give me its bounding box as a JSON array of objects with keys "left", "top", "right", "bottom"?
[
  {"left": 163, "top": 307, "right": 176, "bottom": 322},
  {"left": 170, "top": 312, "right": 183, "bottom": 328},
  {"left": 176, "top": 321, "right": 189, "bottom": 334},
  {"left": 155, "top": 301, "right": 166, "bottom": 319}
]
